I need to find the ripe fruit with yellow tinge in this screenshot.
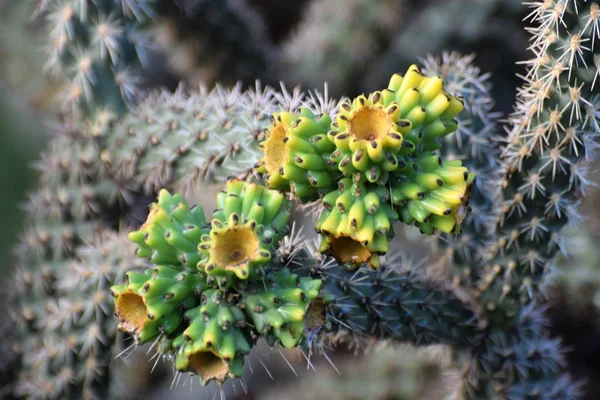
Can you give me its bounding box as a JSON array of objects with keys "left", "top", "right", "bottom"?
[
  {"left": 315, "top": 176, "right": 399, "bottom": 269},
  {"left": 389, "top": 153, "right": 475, "bottom": 234},
  {"left": 255, "top": 108, "right": 339, "bottom": 202}
]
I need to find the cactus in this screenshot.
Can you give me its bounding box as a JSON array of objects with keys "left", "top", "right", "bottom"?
[
  {"left": 128, "top": 189, "right": 210, "bottom": 268},
  {"left": 455, "top": 1, "right": 600, "bottom": 397},
  {"left": 100, "top": 82, "right": 302, "bottom": 196},
  {"left": 37, "top": 0, "right": 156, "bottom": 117},
  {"left": 12, "top": 228, "right": 148, "bottom": 399}
]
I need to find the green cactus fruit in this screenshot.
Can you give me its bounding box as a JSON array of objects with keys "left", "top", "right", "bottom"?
[
  {"left": 128, "top": 189, "right": 209, "bottom": 268},
  {"left": 199, "top": 179, "right": 293, "bottom": 288},
  {"left": 112, "top": 265, "right": 206, "bottom": 343},
  {"left": 315, "top": 177, "right": 399, "bottom": 268},
  {"left": 173, "top": 289, "right": 252, "bottom": 385},
  {"left": 329, "top": 91, "right": 414, "bottom": 183},
  {"left": 384, "top": 64, "right": 465, "bottom": 153},
  {"left": 255, "top": 108, "right": 339, "bottom": 202},
  {"left": 241, "top": 270, "right": 322, "bottom": 348},
  {"left": 389, "top": 153, "right": 475, "bottom": 235}
]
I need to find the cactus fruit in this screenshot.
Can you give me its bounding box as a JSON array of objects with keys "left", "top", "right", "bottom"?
[
  {"left": 390, "top": 153, "right": 475, "bottom": 235},
  {"left": 241, "top": 269, "right": 322, "bottom": 348},
  {"left": 128, "top": 189, "right": 209, "bottom": 268},
  {"left": 315, "top": 177, "right": 398, "bottom": 268},
  {"left": 38, "top": 0, "right": 156, "bottom": 116},
  {"left": 200, "top": 180, "right": 293, "bottom": 288},
  {"left": 112, "top": 265, "right": 206, "bottom": 343},
  {"left": 422, "top": 52, "right": 502, "bottom": 287},
  {"left": 172, "top": 289, "right": 252, "bottom": 385},
  {"left": 329, "top": 92, "right": 413, "bottom": 183},
  {"left": 100, "top": 82, "right": 302, "bottom": 196},
  {"left": 13, "top": 229, "right": 148, "bottom": 399},
  {"left": 255, "top": 108, "right": 338, "bottom": 202}
]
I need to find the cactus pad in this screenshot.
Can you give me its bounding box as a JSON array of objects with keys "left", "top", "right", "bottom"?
[{"left": 255, "top": 108, "right": 338, "bottom": 202}]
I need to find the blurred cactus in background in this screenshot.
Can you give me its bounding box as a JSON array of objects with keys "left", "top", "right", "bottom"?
[{"left": 5, "top": 1, "right": 600, "bottom": 400}]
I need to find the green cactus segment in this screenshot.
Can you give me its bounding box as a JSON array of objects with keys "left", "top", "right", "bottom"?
[
  {"left": 241, "top": 270, "right": 322, "bottom": 348},
  {"left": 101, "top": 83, "right": 286, "bottom": 196},
  {"left": 476, "top": 1, "right": 600, "bottom": 322},
  {"left": 199, "top": 180, "right": 293, "bottom": 287},
  {"left": 390, "top": 153, "right": 475, "bottom": 235},
  {"left": 40, "top": 0, "right": 155, "bottom": 116},
  {"left": 384, "top": 64, "right": 464, "bottom": 153},
  {"left": 314, "top": 261, "right": 478, "bottom": 347},
  {"left": 255, "top": 108, "right": 338, "bottom": 202},
  {"left": 128, "top": 189, "right": 209, "bottom": 268},
  {"left": 112, "top": 265, "right": 206, "bottom": 343},
  {"left": 315, "top": 177, "right": 398, "bottom": 268},
  {"left": 173, "top": 289, "right": 252, "bottom": 385},
  {"left": 329, "top": 91, "right": 413, "bottom": 183}
]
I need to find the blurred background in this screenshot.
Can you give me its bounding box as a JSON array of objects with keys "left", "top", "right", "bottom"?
[{"left": 2, "top": 0, "right": 600, "bottom": 398}]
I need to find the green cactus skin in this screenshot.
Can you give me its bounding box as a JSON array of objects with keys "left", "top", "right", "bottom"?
[
  {"left": 172, "top": 289, "right": 252, "bottom": 385},
  {"left": 422, "top": 52, "right": 502, "bottom": 288},
  {"left": 328, "top": 91, "right": 414, "bottom": 183},
  {"left": 199, "top": 179, "right": 293, "bottom": 288},
  {"left": 255, "top": 108, "right": 339, "bottom": 202},
  {"left": 315, "top": 177, "right": 398, "bottom": 269},
  {"left": 458, "top": 1, "right": 600, "bottom": 398},
  {"left": 241, "top": 270, "right": 322, "bottom": 348},
  {"left": 128, "top": 189, "right": 210, "bottom": 268},
  {"left": 12, "top": 229, "right": 147, "bottom": 399},
  {"left": 112, "top": 265, "right": 206, "bottom": 343},
  {"left": 390, "top": 153, "right": 475, "bottom": 235},
  {"left": 39, "top": 0, "right": 156, "bottom": 117},
  {"left": 100, "top": 82, "right": 302, "bottom": 197}
]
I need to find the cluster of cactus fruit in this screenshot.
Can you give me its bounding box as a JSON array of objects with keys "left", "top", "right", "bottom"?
[
  {"left": 9, "top": 0, "right": 600, "bottom": 399},
  {"left": 109, "top": 63, "right": 478, "bottom": 384}
]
